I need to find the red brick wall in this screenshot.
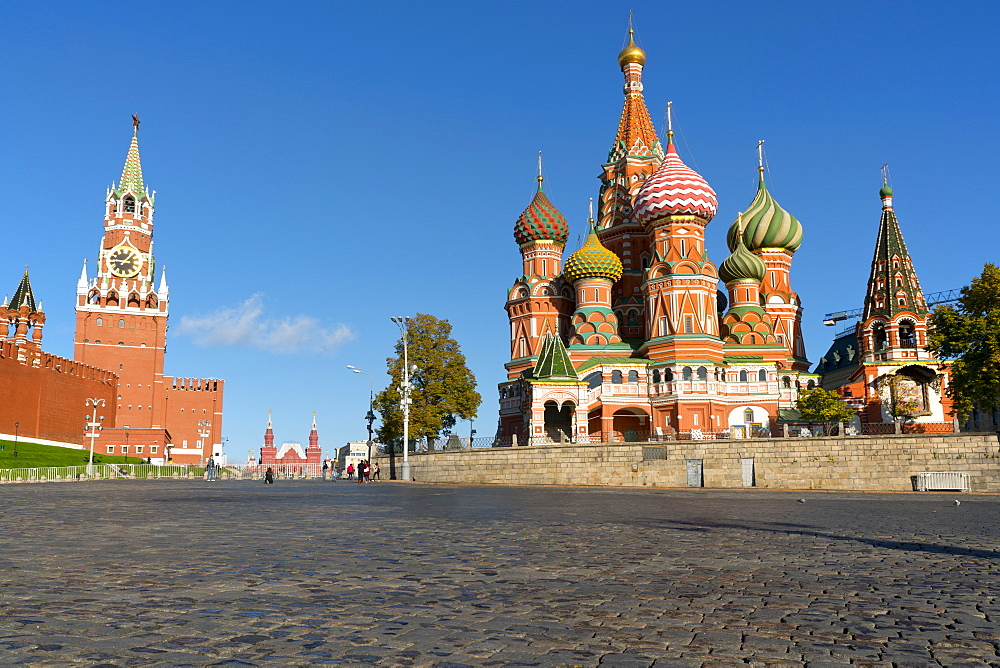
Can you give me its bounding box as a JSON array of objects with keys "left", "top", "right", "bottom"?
[{"left": 1, "top": 340, "right": 118, "bottom": 445}]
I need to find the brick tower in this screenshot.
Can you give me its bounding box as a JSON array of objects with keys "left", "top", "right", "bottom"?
[{"left": 74, "top": 118, "right": 223, "bottom": 464}]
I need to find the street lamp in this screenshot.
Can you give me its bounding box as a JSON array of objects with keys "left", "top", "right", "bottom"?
[
  {"left": 197, "top": 419, "right": 211, "bottom": 466},
  {"left": 13, "top": 421, "right": 19, "bottom": 458},
  {"left": 346, "top": 365, "right": 380, "bottom": 473},
  {"left": 84, "top": 397, "right": 106, "bottom": 474},
  {"left": 390, "top": 317, "right": 417, "bottom": 481}
]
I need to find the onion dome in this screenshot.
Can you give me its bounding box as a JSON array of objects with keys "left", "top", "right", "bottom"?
[
  {"left": 719, "top": 241, "right": 767, "bottom": 284},
  {"left": 514, "top": 177, "right": 569, "bottom": 246},
  {"left": 735, "top": 169, "right": 802, "bottom": 252},
  {"left": 617, "top": 29, "right": 646, "bottom": 68},
  {"left": 634, "top": 140, "right": 718, "bottom": 225},
  {"left": 564, "top": 225, "right": 623, "bottom": 283},
  {"left": 880, "top": 184, "right": 893, "bottom": 198}
]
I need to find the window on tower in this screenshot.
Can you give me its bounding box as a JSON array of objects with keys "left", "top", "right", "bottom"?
[
  {"left": 124, "top": 196, "right": 136, "bottom": 213},
  {"left": 119, "top": 319, "right": 125, "bottom": 328},
  {"left": 684, "top": 316, "right": 693, "bottom": 334},
  {"left": 96, "top": 317, "right": 102, "bottom": 326},
  {"left": 759, "top": 369, "right": 767, "bottom": 382}
]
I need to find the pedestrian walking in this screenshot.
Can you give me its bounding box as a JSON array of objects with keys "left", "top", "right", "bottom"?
[
  {"left": 322, "top": 460, "right": 329, "bottom": 481},
  {"left": 372, "top": 463, "right": 380, "bottom": 481},
  {"left": 358, "top": 460, "right": 366, "bottom": 483},
  {"left": 346, "top": 463, "right": 355, "bottom": 480},
  {"left": 264, "top": 467, "right": 274, "bottom": 484},
  {"left": 206, "top": 457, "right": 215, "bottom": 481}
]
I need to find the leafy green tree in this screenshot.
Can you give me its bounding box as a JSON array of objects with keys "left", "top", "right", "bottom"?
[
  {"left": 796, "top": 387, "right": 856, "bottom": 431},
  {"left": 927, "top": 263, "right": 1000, "bottom": 420},
  {"left": 374, "top": 313, "right": 481, "bottom": 447}
]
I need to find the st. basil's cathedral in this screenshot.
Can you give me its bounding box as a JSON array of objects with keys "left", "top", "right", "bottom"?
[{"left": 498, "top": 30, "right": 953, "bottom": 443}]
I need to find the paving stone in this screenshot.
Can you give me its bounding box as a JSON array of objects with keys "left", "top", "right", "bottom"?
[{"left": 1, "top": 481, "right": 998, "bottom": 666}]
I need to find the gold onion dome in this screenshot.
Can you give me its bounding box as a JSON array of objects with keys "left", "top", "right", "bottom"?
[
  {"left": 514, "top": 177, "right": 570, "bottom": 246},
  {"left": 732, "top": 170, "right": 802, "bottom": 253},
  {"left": 618, "top": 30, "right": 646, "bottom": 68},
  {"left": 719, "top": 240, "right": 767, "bottom": 284},
  {"left": 564, "top": 226, "right": 623, "bottom": 283}
]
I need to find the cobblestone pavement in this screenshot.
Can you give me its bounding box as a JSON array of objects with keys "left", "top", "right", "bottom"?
[{"left": 0, "top": 480, "right": 998, "bottom": 667}]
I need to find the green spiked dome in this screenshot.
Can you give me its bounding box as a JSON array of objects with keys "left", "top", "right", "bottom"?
[
  {"left": 514, "top": 177, "right": 570, "bottom": 246},
  {"left": 734, "top": 170, "right": 802, "bottom": 253},
  {"left": 719, "top": 241, "right": 767, "bottom": 284},
  {"left": 564, "top": 226, "right": 623, "bottom": 283}
]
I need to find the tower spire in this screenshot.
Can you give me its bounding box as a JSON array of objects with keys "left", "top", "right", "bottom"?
[
  {"left": 756, "top": 139, "right": 765, "bottom": 180},
  {"left": 666, "top": 101, "right": 674, "bottom": 144},
  {"left": 537, "top": 151, "right": 544, "bottom": 189},
  {"left": 118, "top": 115, "right": 145, "bottom": 196},
  {"left": 9, "top": 269, "right": 38, "bottom": 313}
]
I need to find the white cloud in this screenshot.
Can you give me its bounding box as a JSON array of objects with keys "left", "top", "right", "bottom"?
[{"left": 177, "top": 293, "right": 355, "bottom": 354}]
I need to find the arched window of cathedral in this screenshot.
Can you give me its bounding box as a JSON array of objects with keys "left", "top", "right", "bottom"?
[
  {"left": 899, "top": 319, "right": 916, "bottom": 348},
  {"left": 665, "top": 368, "right": 674, "bottom": 382},
  {"left": 872, "top": 321, "right": 887, "bottom": 350},
  {"left": 611, "top": 370, "right": 623, "bottom": 384},
  {"left": 96, "top": 317, "right": 102, "bottom": 327},
  {"left": 118, "top": 319, "right": 125, "bottom": 328},
  {"left": 898, "top": 297, "right": 906, "bottom": 306},
  {"left": 682, "top": 367, "right": 693, "bottom": 381},
  {"left": 758, "top": 369, "right": 767, "bottom": 382},
  {"left": 627, "top": 310, "right": 639, "bottom": 326},
  {"left": 123, "top": 195, "right": 136, "bottom": 213},
  {"left": 739, "top": 370, "right": 748, "bottom": 382},
  {"left": 893, "top": 260, "right": 899, "bottom": 269},
  {"left": 627, "top": 370, "right": 639, "bottom": 384},
  {"left": 696, "top": 366, "right": 707, "bottom": 380},
  {"left": 782, "top": 376, "right": 791, "bottom": 388},
  {"left": 744, "top": 408, "right": 754, "bottom": 423},
  {"left": 807, "top": 380, "right": 815, "bottom": 390},
  {"left": 652, "top": 369, "right": 661, "bottom": 383}
]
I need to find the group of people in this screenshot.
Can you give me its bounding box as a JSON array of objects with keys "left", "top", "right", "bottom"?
[
  {"left": 205, "top": 457, "right": 220, "bottom": 481},
  {"left": 343, "top": 460, "right": 379, "bottom": 482}
]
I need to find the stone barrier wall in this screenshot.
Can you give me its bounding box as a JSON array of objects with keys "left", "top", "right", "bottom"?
[{"left": 378, "top": 432, "right": 1000, "bottom": 492}]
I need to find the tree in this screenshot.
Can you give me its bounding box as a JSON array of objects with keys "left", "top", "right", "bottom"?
[
  {"left": 374, "top": 313, "right": 481, "bottom": 447},
  {"left": 927, "top": 263, "right": 1000, "bottom": 420},
  {"left": 796, "top": 387, "right": 856, "bottom": 432}
]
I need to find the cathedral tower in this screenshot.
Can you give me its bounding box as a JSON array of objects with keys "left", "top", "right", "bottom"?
[
  {"left": 858, "top": 179, "right": 932, "bottom": 363},
  {"left": 597, "top": 26, "right": 663, "bottom": 341},
  {"left": 505, "top": 158, "right": 573, "bottom": 378}
]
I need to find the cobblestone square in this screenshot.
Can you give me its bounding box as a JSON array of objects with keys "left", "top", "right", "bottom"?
[{"left": 0, "top": 480, "right": 997, "bottom": 666}]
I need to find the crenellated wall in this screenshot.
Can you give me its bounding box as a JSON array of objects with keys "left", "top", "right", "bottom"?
[
  {"left": 0, "top": 340, "right": 118, "bottom": 445},
  {"left": 381, "top": 433, "right": 1000, "bottom": 493}
]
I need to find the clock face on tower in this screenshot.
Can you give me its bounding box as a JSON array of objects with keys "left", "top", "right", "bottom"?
[{"left": 108, "top": 246, "right": 141, "bottom": 277}]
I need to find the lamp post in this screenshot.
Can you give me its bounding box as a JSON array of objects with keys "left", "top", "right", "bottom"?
[
  {"left": 197, "top": 419, "right": 211, "bottom": 466},
  {"left": 13, "top": 422, "right": 19, "bottom": 458},
  {"left": 346, "top": 365, "right": 380, "bottom": 475},
  {"left": 390, "top": 317, "right": 416, "bottom": 481},
  {"left": 84, "top": 398, "right": 105, "bottom": 474}
]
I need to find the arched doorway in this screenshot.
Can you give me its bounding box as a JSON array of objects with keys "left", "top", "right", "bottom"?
[
  {"left": 543, "top": 400, "right": 574, "bottom": 442},
  {"left": 612, "top": 407, "right": 649, "bottom": 441}
]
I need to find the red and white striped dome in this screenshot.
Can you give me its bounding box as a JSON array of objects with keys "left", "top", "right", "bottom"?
[{"left": 634, "top": 142, "right": 717, "bottom": 225}]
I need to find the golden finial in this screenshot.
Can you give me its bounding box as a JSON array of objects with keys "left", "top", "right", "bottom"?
[{"left": 617, "top": 11, "right": 646, "bottom": 68}]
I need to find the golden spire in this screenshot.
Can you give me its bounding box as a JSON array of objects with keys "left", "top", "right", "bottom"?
[{"left": 617, "top": 12, "right": 646, "bottom": 68}]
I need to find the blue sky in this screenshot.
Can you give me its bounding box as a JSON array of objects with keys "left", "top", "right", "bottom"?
[{"left": 2, "top": 1, "right": 998, "bottom": 460}]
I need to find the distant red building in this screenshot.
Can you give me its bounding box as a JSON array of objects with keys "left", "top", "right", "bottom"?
[{"left": 258, "top": 412, "right": 322, "bottom": 474}]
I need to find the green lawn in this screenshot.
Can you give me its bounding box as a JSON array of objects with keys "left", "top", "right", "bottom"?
[{"left": 0, "top": 438, "right": 147, "bottom": 470}]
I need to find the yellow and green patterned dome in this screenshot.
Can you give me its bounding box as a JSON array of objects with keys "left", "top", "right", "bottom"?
[
  {"left": 719, "top": 241, "right": 767, "bottom": 284},
  {"left": 731, "top": 170, "right": 802, "bottom": 253},
  {"left": 514, "top": 177, "right": 570, "bottom": 246},
  {"left": 564, "top": 226, "right": 623, "bottom": 283}
]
